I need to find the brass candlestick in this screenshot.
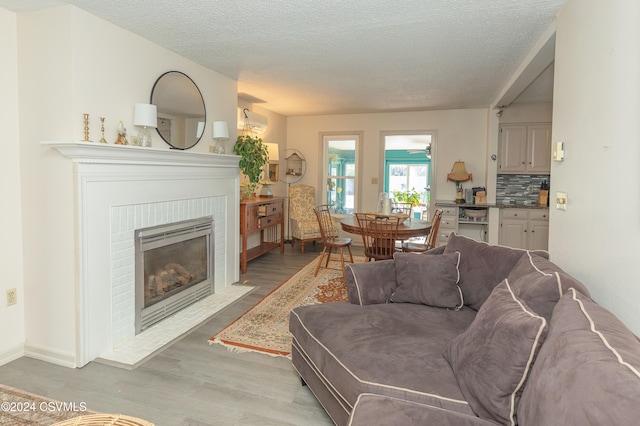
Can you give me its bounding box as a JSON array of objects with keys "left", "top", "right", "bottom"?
[
  {"left": 98, "top": 117, "right": 107, "bottom": 143},
  {"left": 83, "top": 113, "right": 92, "bottom": 142}
]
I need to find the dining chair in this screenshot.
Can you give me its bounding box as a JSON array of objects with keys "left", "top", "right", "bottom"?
[
  {"left": 355, "top": 213, "right": 402, "bottom": 261},
  {"left": 390, "top": 201, "right": 412, "bottom": 249},
  {"left": 313, "top": 205, "right": 354, "bottom": 277},
  {"left": 391, "top": 202, "right": 412, "bottom": 216},
  {"left": 402, "top": 208, "right": 443, "bottom": 253}
]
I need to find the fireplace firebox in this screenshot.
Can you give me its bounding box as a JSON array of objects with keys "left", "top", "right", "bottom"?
[{"left": 135, "top": 217, "right": 214, "bottom": 333}]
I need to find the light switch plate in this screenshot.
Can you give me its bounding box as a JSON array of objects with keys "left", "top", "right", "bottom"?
[
  {"left": 553, "top": 141, "right": 565, "bottom": 161},
  {"left": 556, "top": 191, "right": 567, "bottom": 211}
]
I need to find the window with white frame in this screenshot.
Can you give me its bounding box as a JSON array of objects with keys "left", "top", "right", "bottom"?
[{"left": 323, "top": 134, "right": 359, "bottom": 214}]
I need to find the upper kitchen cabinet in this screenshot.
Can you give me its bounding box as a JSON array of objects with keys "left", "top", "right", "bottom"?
[{"left": 499, "top": 123, "right": 551, "bottom": 174}]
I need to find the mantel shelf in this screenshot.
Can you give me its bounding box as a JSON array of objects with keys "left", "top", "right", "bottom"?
[{"left": 41, "top": 140, "right": 240, "bottom": 168}]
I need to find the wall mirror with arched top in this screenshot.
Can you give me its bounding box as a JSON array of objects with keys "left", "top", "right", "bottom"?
[{"left": 150, "top": 71, "right": 206, "bottom": 150}]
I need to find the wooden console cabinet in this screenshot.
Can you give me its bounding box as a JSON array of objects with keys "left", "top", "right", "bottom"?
[{"left": 240, "top": 196, "right": 285, "bottom": 273}]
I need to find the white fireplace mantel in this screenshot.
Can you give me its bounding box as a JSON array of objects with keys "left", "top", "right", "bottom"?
[
  {"left": 42, "top": 140, "right": 241, "bottom": 367},
  {"left": 41, "top": 140, "right": 240, "bottom": 167}
]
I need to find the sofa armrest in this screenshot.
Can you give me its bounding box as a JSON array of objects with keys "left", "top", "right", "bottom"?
[
  {"left": 344, "top": 260, "right": 397, "bottom": 305},
  {"left": 348, "top": 394, "right": 495, "bottom": 426}
]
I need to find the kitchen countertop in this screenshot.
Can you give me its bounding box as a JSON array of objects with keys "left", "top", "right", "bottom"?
[{"left": 435, "top": 200, "right": 548, "bottom": 209}]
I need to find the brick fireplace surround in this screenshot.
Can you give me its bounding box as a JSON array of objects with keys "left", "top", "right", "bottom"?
[{"left": 44, "top": 142, "right": 245, "bottom": 368}]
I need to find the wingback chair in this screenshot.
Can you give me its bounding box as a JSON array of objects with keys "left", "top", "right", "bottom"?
[{"left": 289, "top": 184, "right": 322, "bottom": 253}]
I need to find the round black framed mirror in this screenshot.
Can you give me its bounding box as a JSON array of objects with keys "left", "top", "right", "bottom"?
[{"left": 150, "top": 71, "right": 206, "bottom": 150}]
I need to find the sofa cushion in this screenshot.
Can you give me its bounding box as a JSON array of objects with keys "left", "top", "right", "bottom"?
[
  {"left": 445, "top": 279, "right": 547, "bottom": 426},
  {"left": 390, "top": 252, "right": 463, "bottom": 309},
  {"left": 290, "top": 302, "right": 478, "bottom": 418},
  {"left": 345, "top": 260, "right": 398, "bottom": 305},
  {"left": 443, "top": 233, "right": 548, "bottom": 311},
  {"left": 517, "top": 288, "right": 640, "bottom": 426},
  {"left": 349, "top": 394, "right": 498, "bottom": 426},
  {"left": 507, "top": 252, "right": 591, "bottom": 323}
]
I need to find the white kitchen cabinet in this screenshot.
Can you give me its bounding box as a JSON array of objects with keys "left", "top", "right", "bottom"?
[
  {"left": 499, "top": 209, "right": 549, "bottom": 250},
  {"left": 499, "top": 123, "right": 551, "bottom": 174},
  {"left": 435, "top": 203, "right": 489, "bottom": 247}
]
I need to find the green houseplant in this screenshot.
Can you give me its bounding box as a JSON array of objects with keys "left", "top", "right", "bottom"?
[
  {"left": 234, "top": 134, "right": 269, "bottom": 198},
  {"left": 393, "top": 188, "right": 423, "bottom": 207}
]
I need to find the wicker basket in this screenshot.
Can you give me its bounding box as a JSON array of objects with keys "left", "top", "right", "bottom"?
[{"left": 52, "top": 414, "right": 154, "bottom": 426}]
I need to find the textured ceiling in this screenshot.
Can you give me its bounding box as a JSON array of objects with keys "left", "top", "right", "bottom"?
[{"left": 0, "top": 0, "right": 564, "bottom": 116}]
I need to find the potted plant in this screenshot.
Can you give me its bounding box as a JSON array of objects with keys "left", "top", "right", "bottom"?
[
  {"left": 393, "top": 188, "right": 423, "bottom": 207},
  {"left": 234, "top": 134, "right": 269, "bottom": 198}
]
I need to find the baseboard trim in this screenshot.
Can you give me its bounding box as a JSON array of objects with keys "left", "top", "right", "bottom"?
[
  {"left": 0, "top": 342, "right": 25, "bottom": 366},
  {"left": 24, "top": 342, "right": 76, "bottom": 368}
]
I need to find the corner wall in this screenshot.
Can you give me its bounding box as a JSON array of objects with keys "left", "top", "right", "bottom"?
[
  {"left": 0, "top": 7, "right": 25, "bottom": 365},
  {"left": 551, "top": 0, "right": 640, "bottom": 334}
]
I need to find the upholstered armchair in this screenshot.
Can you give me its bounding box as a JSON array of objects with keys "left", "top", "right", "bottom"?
[{"left": 289, "top": 184, "right": 322, "bottom": 253}]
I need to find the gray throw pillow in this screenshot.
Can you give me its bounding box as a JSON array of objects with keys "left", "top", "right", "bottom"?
[
  {"left": 391, "top": 252, "right": 463, "bottom": 309},
  {"left": 443, "top": 233, "right": 548, "bottom": 311},
  {"left": 518, "top": 288, "right": 640, "bottom": 425},
  {"left": 445, "top": 279, "right": 548, "bottom": 426},
  {"left": 507, "top": 252, "right": 591, "bottom": 323}
]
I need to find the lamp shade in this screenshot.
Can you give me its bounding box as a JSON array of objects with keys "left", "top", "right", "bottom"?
[
  {"left": 133, "top": 103, "right": 157, "bottom": 128},
  {"left": 447, "top": 161, "right": 472, "bottom": 182},
  {"left": 212, "top": 121, "right": 229, "bottom": 139},
  {"left": 264, "top": 143, "right": 280, "bottom": 161}
]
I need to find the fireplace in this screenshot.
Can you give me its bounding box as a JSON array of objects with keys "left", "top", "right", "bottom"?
[
  {"left": 42, "top": 141, "right": 241, "bottom": 367},
  {"left": 135, "top": 217, "right": 214, "bottom": 333}
]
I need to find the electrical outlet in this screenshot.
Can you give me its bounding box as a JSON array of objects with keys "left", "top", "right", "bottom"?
[{"left": 6, "top": 288, "right": 17, "bottom": 306}]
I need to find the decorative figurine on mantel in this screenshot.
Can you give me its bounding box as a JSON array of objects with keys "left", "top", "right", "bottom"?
[
  {"left": 98, "top": 117, "right": 107, "bottom": 143},
  {"left": 114, "top": 120, "right": 128, "bottom": 145},
  {"left": 83, "top": 113, "right": 92, "bottom": 142}
]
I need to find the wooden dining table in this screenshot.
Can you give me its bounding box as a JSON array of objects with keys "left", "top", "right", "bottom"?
[{"left": 340, "top": 216, "right": 432, "bottom": 239}]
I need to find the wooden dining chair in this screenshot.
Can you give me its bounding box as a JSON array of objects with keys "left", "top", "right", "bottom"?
[
  {"left": 402, "top": 208, "right": 443, "bottom": 253},
  {"left": 390, "top": 202, "right": 412, "bottom": 249},
  {"left": 391, "top": 202, "right": 412, "bottom": 216},
  {"left": 313, "top": 205, "right": 354, "bottom": 277},
  {"left": 355, "top": 213, "right": 402, "bottom": 261}
]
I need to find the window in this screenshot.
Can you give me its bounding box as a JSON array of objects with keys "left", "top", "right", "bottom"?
[
  {"left": 384, "top": 134, "right": 432, "bottom": 205},
  {"left": 323, "top": 135, "right": 359, "bottom": 214}
]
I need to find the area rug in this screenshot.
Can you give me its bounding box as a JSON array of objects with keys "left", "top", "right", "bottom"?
[
  {"left": 0, "top": 384, "right": 91, "bottom": 425},
  {"left": 209, "top": 255, "right": 366, "bottom": 357}
]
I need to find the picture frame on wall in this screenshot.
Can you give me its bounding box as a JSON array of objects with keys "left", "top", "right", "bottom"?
[{"left": 268, "top": 163, "right": 279, "bottom": 182}]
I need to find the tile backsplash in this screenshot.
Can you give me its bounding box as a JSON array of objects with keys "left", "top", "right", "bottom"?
[{"left": 496, "top": 174, "right": 550, "bottom": 205}]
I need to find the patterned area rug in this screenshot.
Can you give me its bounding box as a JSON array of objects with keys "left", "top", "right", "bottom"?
[
  {"left": 0, "top": 384, "right": 90, "bottom": 425},
  {"left": 209, "top": 255, "right": 366, "bottom": 357},
  {"left": 0, "top": 385, "right": 154, "bottom": 425}
]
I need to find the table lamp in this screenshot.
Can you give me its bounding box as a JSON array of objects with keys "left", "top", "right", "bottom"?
[
  {"left": 447, "top": 161, "right": 472, "bottom": 203},
  {"left": 212, "top": 121, "right": 229, "bottom": 154},
  {"left": 133, "top": 103, "right": 157, "bottom": 147}
]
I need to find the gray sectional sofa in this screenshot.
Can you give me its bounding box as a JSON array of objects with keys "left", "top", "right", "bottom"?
[{"left": 289, "top": 233, "right": 640, "bottom": 425}]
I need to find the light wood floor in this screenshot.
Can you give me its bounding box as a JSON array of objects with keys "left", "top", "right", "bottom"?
[{"left": 0, "top": 242, "right": 362, "bottom": 425}]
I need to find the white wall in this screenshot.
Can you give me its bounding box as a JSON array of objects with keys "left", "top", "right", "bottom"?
[
  {"left": 499, "top": 102, "right": 553, "bottom": 124},
  {"left": 551, "top": 0, "right": 640, "bottom": 334},
  {"left": 12, "top": 5, "right": 238, "bottom": 366},
  {"left": 0, "top": 8, "right": 25, "bottom": 365},
  {"left": 287, "top": 109, "right": 489, "bottom": 214}
]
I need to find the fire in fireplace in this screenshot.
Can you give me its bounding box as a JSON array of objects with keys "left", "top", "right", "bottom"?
[{"left": 135, "top": 217, "right": 214, "bottom": 333}]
